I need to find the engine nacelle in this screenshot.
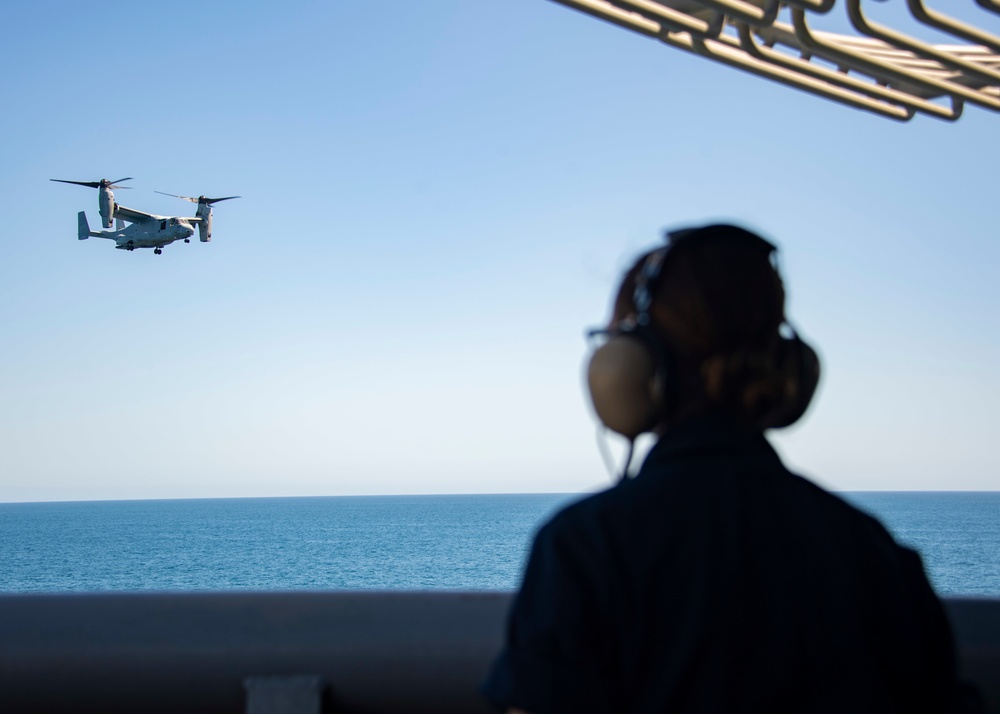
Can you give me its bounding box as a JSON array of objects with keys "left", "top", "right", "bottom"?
[
  {"left": 99, "top": 187, "right": 114, "bottom": 229},
  {"left": 196, "top": 203, "right": 212, "bottom": 242}
]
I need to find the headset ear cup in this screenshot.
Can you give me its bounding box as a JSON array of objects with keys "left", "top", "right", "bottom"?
[
  {"left": 586, "top": 336, "right": 662, "bottom": 440},
  {"left": 758, "top": 335, "right": 821, "bottom": 429}
]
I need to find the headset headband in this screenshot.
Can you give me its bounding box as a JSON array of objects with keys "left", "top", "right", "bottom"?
[{"left": 631, "top": 225, "right": 778, "bottom": 330}]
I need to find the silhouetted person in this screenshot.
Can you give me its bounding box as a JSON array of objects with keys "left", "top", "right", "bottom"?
[{"left": 483, "top": 224, "right": 976, "bottom": 713}]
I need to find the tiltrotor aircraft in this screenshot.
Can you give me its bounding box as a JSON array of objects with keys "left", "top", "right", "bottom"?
[{"left": 51, "top": 177, "right": 239, "bottom": 255}]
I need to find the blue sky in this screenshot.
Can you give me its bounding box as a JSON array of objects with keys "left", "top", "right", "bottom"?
[{"left": 1, "top": 1, "right": 997, "bottom": 501}]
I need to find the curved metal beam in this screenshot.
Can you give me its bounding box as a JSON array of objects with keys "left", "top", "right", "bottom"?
[
  {"left": 738, "top": 23, "right": 960, "bottom": 121},
  {"left": 848, "top": 0, "right": 1000, "bottom": 87},
  {"left": 907, "top": 0, "right": 1000, "bottom": 54},
  {"left": 792, "top": 8, "right": 1000, "bottom": 111}
]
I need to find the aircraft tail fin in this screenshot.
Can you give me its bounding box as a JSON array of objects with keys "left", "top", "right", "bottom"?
[{"left": 78, "top": 211, "right": 90, "bottom": 240}]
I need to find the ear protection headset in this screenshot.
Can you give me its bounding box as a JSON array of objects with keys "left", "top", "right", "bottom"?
[{"left": 585, "top": 225, "right": 820, "bottom": 441}]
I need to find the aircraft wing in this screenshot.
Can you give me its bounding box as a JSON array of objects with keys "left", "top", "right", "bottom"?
[{"left": 113, "top": 204, "right": 163, "bottom": 224}]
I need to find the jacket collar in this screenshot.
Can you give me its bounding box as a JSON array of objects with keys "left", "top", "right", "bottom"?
[{"left": 637, "top": 415, "right": 776, "bottom": 475}]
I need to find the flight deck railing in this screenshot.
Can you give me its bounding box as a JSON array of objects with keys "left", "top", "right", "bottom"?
[
  {"left": 547, "top": 0, "right": 1000, "bottom": 122},
  {"left": 0, "top": 591, "right": 997, "bottom": 713}
]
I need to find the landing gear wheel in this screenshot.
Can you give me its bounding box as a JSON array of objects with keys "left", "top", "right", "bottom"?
[
  {"left": 127, "top": 241, "right": 135, "bottom": 251},
  {"left": 154, "top": 248, "right": 162, "bottom": 255},
  {"left": 184, "top": 238, "right": 190, "bottom": 243}
]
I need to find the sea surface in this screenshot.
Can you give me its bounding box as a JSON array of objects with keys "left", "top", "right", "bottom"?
[{"left": 0, "top": 492, "right": 998, "bottom": 595}]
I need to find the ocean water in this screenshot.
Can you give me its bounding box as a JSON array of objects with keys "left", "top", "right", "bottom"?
[
  {"left": 0, "top": 492, "right": 997, "bottom": 595},
  {"left": 843, "top": 492, "right": 1000, "bottom": 596},
  {"left": 0, "top": 494, "right": 572, "bottom": 592}
]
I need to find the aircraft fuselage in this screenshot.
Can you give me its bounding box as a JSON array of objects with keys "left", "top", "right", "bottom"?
[
  {"left": 80, "top": 212, "right": 195, "bottom": 253},
  {"left": 111, "top": 217, "right": 195, "bottom": 251}
]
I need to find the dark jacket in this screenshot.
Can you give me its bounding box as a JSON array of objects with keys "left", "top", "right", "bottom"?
[{"left": 483, "top": 416, "right": 964, "bottom": 713}]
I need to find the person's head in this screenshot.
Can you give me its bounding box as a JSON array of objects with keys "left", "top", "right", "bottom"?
[{"left": 586, "top": 223, "right": 819, "bottom": 439}]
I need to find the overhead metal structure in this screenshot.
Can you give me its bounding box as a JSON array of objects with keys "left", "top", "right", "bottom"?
[{"left": 548, "top": 0, "right": 1000, "bottom": 121}]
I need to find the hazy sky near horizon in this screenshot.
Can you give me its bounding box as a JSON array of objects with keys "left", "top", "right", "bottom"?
[{"left": 1, "top": 1, "right": 997, "bottom": 502}]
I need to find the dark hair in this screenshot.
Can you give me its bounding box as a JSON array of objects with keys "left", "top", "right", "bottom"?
[{"left": 611, "top": 225, "right": 789, "bottom": 423}]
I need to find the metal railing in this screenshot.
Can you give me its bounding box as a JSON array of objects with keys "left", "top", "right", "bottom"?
[
  {"left": 548, "top": 0, "right": 1000, "bottom": 121},
  {"left": 0, "top": 591, "right": 997, "bottom": 713}
]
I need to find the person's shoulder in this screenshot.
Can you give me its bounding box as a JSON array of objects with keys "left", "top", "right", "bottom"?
[
  {"left": 780, "top": 471, "right": 910, "bottom": 553},
  {"left": 787, "top": 474, "right": 882, "bottom": 522},
  {"left": 529, "top": 481, "right": 647, "bottom": 557},
  {"left": 537, "top": 467, "right": 698, "bottom": 552},
  {"left": 540, "top": 485, "right": 620, "bottom": 534}
]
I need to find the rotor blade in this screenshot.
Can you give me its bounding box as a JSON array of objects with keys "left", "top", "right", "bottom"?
[
  {"left": 155, "top": 191, "right": 198, "bottom": 203},
  {"left": 205, "top": 196, "right": 241, "bottom": 205},
  {"left": 51, "top": 179, "right": 100, "bottom": 188},
  {"left": 110, "top": 177, "right": 133, "bottom": 185}
]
